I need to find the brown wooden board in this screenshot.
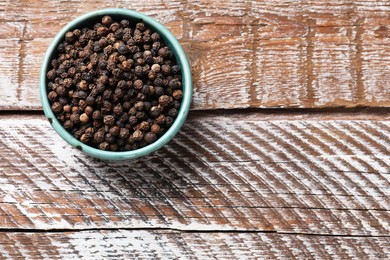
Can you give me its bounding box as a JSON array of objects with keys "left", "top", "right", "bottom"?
[
  {"left": 0, "top": 113, "right": 389, "bottom": 236},
  {"left": 0, "top": 230, "right": 389, "bottom": 259},
  {"left": 1, "top": 1, "right": 390, "bottom": 110}
]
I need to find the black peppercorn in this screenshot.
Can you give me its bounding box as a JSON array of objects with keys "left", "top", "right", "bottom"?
[
  {"left": 120, "top": 19, "right": 130, "bottom": 28},
  {"left": 92, "top": 110, "right": 102, "bottom": 121},
  {"left": 80, "top": 113, "right": 89, "bottom": 124},
  {"left": 134, "top": 65, "right": 143, "bottom": 77},
  {"left": 97, "top": 26, "right": 109, "bottom": 37},
  {"left": 119, "top": 128, "right": 130, "bottom": 139},
  {"left": 84, "top": 105, "right": 94, "bottom": 116},
  {"left": 165, "top": 116, "right": 174, "bottom": 127},
  {"left": 63, "top": 120, "right": 73, "bottom": 129},
  {"left": 117, "top": 44, "right": 129, "bottom": 54},
  {"left": 144, "top": 132, "right": 156, "bottom": 144},
  {"left": 103, "top": 89, "right": 112, "bottom": 100},
  {"left": 132, "top": 101, "right": 143, "bottom": 111},
  {"left": 143, "top": 101, "right": 152, "bottom": 111},
  {"left": 85, "top": 96, "right": 95, "bottom": 106},
  {"left": 109, "top": 125, "right": 120, "bottom": 136},
  {"left": 141, "top": 85, "right": 150, "bottom": 95},
  {"left": 95, "top": 96, "right": 103, "bottom": 106},
  {"left": 155, "top": 114, "right": 166, "bottom": 125},
  {"left": 132, "top": 130, "right": 143, "bottom": 141},
  {"left": 76, "top": 90, "right": 88, "bottom": 99},
  {"left": 151, "top": 32, "right": 160, "bottom": 42},
  {"left": 172, "top": 89, "right": 183, "bottom": 100},
  {"left": 99, "top": 142, "right": 110, "bottom": 150},
  {"left": 47, "top": 69, "right": 57, "bottom": 80},
  {"left": 158, "top": 95, "right": 172, "bottom": 107},
  {"left": 58, "top": 96, "right": 69, "bottom": 106},
  {"left": 70, "top": 113, "right": 81, "bottom": 124},
  {"left": 150, "top": 124, "right": 161, "bottom": 134},
  {"left": 63, "top": 104, "right": 72, "bottom": 113},
  {"left": 113, "top": 104, "right": 123, "bottom": 115},
  {"left": 173, "top": 100, "right": 181, "bottom": 109},
  {"left": 158, "top": 47, "right": 168, "bottom": 57},
  {"left": 161, "top": 64, "right": 171, "bottom": 75},
  {"left": 110, "top": 143, "right": 118, "bottom": 151},
  {"left": 118, "top": 113, "right": 129, "bottom": 123},
  {"left": 48, "top": 91, "right": 58, "bottom": 102},
  {"left": 128, "top": 116, "right": 138, "bottom": 126},
  {"left": 138, "top": 121, "right": 150, "bottom": 131},
  {"left": 149, "top": 106, "right": 161, "bottom": 118},
  {"left": 133, "top": 79, "right": 143, "bottom": 90},
  {"left": 55, "top": 86, "right": 67, "bottom": 96},
  {"left": 80, "top": 133, "right": 90, "bottom": 143},
  {"left": 110, "top": 22, "right": 120, "bottom": 32},
  {"left": 137, "top": 92, "right": 146, "bottom": 101},
  {"left": 167, "top": 108, "right": 178, "bottom": 118},
  {"left": 105, "top": 132, "right": 116, "bottom": 144},
  {"left": 102, "top": 16, "right": 113, "bottom": 26},
  {"left": 128, "top": 107, "right": 137, "bottom": 115},
  {"left": 122, "top": 101, "right": 131, "bottom": 111},
  {"left": 104, "top": 115, "right": 115, "bottom": 126},
  {"left": 135, "top": 111, "right": 146, "bottom": 120},
  {"left": 94, "top": 129, "right": 105, "bottom": 143},
  {"left": 52, "top": 102, "right": 63, "bottom": 114}
]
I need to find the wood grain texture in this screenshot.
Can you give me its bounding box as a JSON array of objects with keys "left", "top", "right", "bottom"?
[
  {"left": 0, "top": 230, "right": 389, "bottom": 259},
  {"left": 0, "top": 113, "right": 389, "bottom": 236},
  {"left": 1, "top": 0, "right": 390, "bottom": 110}
]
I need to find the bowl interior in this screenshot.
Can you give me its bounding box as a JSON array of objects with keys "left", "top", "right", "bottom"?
[{"left": 40, "top": 8, "right": 192, "bottom": 160}]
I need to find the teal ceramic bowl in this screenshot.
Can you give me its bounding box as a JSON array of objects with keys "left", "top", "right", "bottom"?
[{"left": 40, "top": 8, "right": 192, "bottom": 160}]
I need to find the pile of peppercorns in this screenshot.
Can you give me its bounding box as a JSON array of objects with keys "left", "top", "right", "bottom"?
[{"left": 47, "top": 16, "right": 183, "bottom": 151}]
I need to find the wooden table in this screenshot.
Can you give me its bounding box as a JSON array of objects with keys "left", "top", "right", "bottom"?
[{"left": 1, "top": 0, "right": 389, "bottom": 258}]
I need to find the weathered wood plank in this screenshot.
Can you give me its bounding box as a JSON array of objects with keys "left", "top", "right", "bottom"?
[
  {"left": 0, "top": 113, "right": 389, "bottom": 235},
  {"left": 1, "top": 1, "right": 390, "bottom": 110},
  {"left": 0, "top": 230, "right": 389, "bottom": 259}
]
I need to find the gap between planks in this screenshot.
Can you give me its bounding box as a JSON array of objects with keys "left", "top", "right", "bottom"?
[
  {"left": 2, "top": 107, "right": 390, "bottom": 121},
  {"left": 0, "top": 227, "right": 388, "bottom": 238}
]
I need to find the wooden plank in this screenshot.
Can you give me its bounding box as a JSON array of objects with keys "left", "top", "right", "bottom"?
[
  {"left": 0, "top": 230, "right": 389, "bottom": 259},
  {"left": 1, "top": 1, "right": 390, "bottom": 110},
  {"left": 0, "top": 38, "right": 21, "bottom": 109},
  {"left": 0, "top": 113, "right": 389, "bottom": 235}
]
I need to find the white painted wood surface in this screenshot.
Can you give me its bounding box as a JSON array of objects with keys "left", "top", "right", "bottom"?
[
  {"left": 1, "top": 0, "right": 390, "bottom": 110},
  {"left": 0, "top": 114, "right": 389, "bottom": 237},
  {"left": 0, "top": 230, "right": 389, "bottom": 259},
  {"left": 1, "top": 0, "right": 390, "bottom": 258}
]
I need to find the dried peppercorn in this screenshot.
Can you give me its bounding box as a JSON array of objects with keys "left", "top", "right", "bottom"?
[
  {"left": 109, "top": 126, "right": 120, "bottom": 136},
  {"left": 94, "top": 129, "right": 105, "bottom": 143},
  {"left": 132, "top": 130, "right": 143, "bottom": 141},
  {"left": 104, "top": 115, "right": 115, "bottom": 126},
  {"left": 119, "top": 128, "right": 130, "bottom": 139},
  {"left": 52, "top": 102, "right": 63, "bottom": 114},
  {"left": 48, "top": 91, "right": 58, "bottom": 102},
  {"left": 144, "top": 132, "right": 156, "bottom": 144},
  {"left": 158, "top": 95, "right": 172, "bottom": 107},
  {"left": 149, "top": 106, "right": 161, "bottom": 118},
  {"left": 172, "top": 89, "right": 183, "bottom": 100},
  {"left": 102, "top": 16, "right": 113, "bottom": 26},
  {"left": 80, "top": 113, "right": 89, "bottom": 124},
  {"left": 150, "top": 124, "right": 161, "bottom": 134},
  {"left": 99, "top": 142, "right": 110, "bottom": 150},
  {"left": 63, "top": 120, "right": 73, "bottom": 129},
  {"left": 84, "top": 105, "right": 94, "bottom": 116}
]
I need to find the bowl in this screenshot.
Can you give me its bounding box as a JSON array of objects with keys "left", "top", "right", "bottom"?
[{"left": 40, "top": 8, "right": 192, "bottom": 160}]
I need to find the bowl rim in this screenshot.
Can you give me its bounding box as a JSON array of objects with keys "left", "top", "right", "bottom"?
[{"left": 40, "top": 8, "right": 192, "bottom": 160}]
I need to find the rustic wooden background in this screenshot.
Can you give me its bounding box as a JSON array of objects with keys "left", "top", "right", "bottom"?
[{"left": 1, "top": 0, "right": 390, "bottom": 259}]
